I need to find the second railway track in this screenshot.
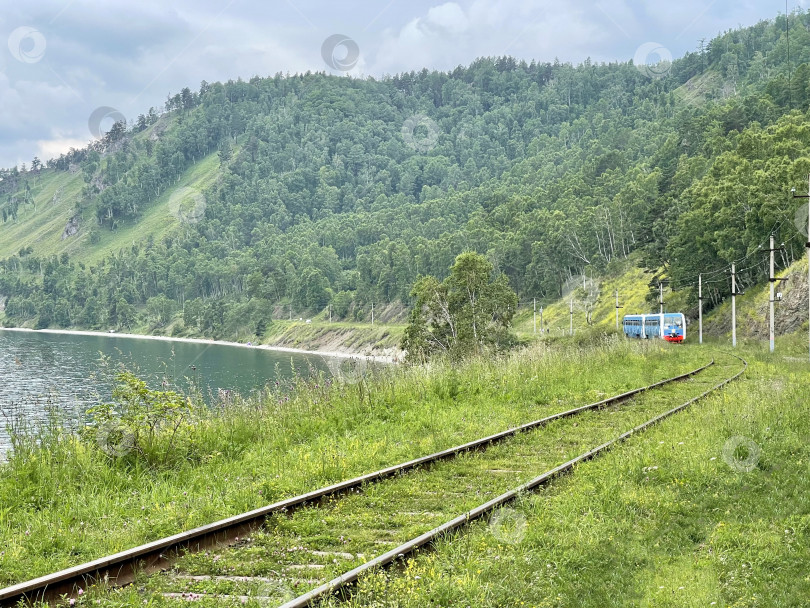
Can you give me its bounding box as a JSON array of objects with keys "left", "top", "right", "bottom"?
[{"left": 2, "top": 355, "right": 746, "bottom": 608}]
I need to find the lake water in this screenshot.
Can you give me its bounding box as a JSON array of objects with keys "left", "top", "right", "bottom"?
[{"left": 0, "top": 329, "right": 339, "bottom": 455}]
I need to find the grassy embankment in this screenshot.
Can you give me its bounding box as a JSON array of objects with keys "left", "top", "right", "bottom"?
[
  {"left": 513, "top": 252, "right": 810, "bottom": 350},
  {"left": 258, "top": 317, "right": 404, "bottom": 357},
  {"left": 511, "top": 255, "right": 693, "bottom": 341},
  {"left": 339, "top": 334, "right": 810, "bottom": 608},
  {"left": 1, "top": 337, "right": 703, "bottom": 588},
  {"left": 2, "top": 331, "right": 809, "bottom": 606}
]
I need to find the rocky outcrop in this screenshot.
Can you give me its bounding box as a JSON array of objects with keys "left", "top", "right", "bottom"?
[
  {"left": 61, "top": 215, "right": 80, "bottom": 240},
  {"left": 703, "top": 261, "right": 809, "bottom": 338}
]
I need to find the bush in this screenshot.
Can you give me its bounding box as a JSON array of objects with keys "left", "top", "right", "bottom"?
[{"left": 84, "top": 371, "right": 195, "bottom": 467}]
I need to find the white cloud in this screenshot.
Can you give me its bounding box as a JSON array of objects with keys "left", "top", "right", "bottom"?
[
  {"left": 37, "top": 136, "right": 91, "bottom": 160},
  {"left": 370, "top": 0, "right": 609, "bottom": 75},
  {"left": 0, "top": 0, "right": 790, "bottom": 168},
  {"left": 426, "top": 3, "right": 470, "bottom": 34}
]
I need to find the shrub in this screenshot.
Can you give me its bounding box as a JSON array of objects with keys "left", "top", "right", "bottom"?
[{"left": 84, "top": 371, "right": 195, "bottom": 467}]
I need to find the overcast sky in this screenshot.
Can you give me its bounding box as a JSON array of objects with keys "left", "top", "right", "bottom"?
[{"left": 0, "top": 0, "right": 793, "bottom": 169}]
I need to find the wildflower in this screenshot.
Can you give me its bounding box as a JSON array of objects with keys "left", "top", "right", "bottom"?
[
  {"left": 78, "top": 589, "right": 84, "bottom": 596},
  {"left": 69, "top": 600, "right": 75, "bottom": 606}
]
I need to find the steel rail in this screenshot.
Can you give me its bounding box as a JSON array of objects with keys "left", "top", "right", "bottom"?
[
  {"left": 279, "top": 355, "right": 746, "bottom": 608},
  {"left": 0, "top": 360, "right": 714, "bottom": 606}
]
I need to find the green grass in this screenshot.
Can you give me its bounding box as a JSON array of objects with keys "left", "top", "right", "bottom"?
[
  {"left": 0, "top": 152, "right": 220, "bottom": 267},
  {"left": 2, "top": 330, "right": 809, "bottom": 607},
  {"left": 260, "top": 319, "right": 405, "bottom": 355},
  {"left": 81, "top": 152, "right": 221, "bottom": 267},
  {"left": 113, "top": 353, "right": 738, "bottom": 607},
  {"left": 673, "top": 69, "right": 726, "bottom": 107},
  {"left": 334, "top": 340, "right": 810, "bottom": 608},
  {"left": 0, "top": 169, "right": 86, "bottom": 260},
  {"left": 0, "top": 337, "right": 701, "bottom": 589},
  {"left": 512, "top": 255, "right": 689, "bottom": 339}
]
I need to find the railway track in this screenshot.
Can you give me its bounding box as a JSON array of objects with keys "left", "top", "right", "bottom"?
[{"left": 0, "top": 355, "right": 746, "bottom": 608}]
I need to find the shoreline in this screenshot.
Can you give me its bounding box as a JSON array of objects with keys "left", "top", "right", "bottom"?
[{"left": 0, "top": 326, "right": 396, "bottom": 363}]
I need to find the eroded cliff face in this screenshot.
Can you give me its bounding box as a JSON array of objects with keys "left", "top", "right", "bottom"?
[
  {"left": 61, "top": 215, "right": 80, "bottom": 240},
  {"left": 703, "top": 261, "right": 809, "bottom": 338}
]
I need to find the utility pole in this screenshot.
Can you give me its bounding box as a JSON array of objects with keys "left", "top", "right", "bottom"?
[
  {"left": 533, "top": 298, "right": 537, "bottom": 335},
  {"left": 615, "top": 290, "right": 621, "bottom": 330},
  {"left": 329, "top": 304, "right": 332, "bottom": 323},
  {"left": 764, "top": 238, "right": 787, "bottom": 353},
  {"left": 371, "top": 302, "right": 374, "bottom": 326},
  {"left": 698, "top": 274, "right": 703, "bottom": 345},
  {"left": 289, "top": 304, "right": 292, "bottom": 321},
  {"left": 769, "top": 235, "right": 776, "bottom": 353},
  {"left": 659, "top": 282, "right": 664, "bottom": 314},
  {"left": 569, "top": 299, "right": 574, "bottom": 336},
  {"left": 731, "top": 263, "right": 737, "bottom": 348},
  {"left": 540, "top": 306, "right": 544, "bottom": 334},
  {"left": 791, "top": 176, "right": 810, "bottom": 362},
  {"left": 785, "top": 0, "right": 793, "bottom": 110}
]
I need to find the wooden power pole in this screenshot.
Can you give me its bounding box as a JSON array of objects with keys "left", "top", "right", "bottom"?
[
  {"left": 569, "top": 299, "right": 573, "bottom": 336},
  {"left": 791, "top": 175, "right": 810, "bottom": 362},
  {"left": 614, "top": 290, "right": 623, "bottom": 330},
  {"left": 698, "top": 274, "right": 703, "bottom": 345},
  {"left": 770, "top": 235, "right": 775, "bottom": 353},
  {"left": 731, "top": 263, "right": 737, "bottom": 348},
  {"left": 659, "top": 282, "right": 664, "bottom": 314}
]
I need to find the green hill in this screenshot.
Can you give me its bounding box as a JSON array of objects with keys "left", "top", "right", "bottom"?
[
  {"left": 0, "top": 150, "right": 221, "bottom": 267},
  {"left": 2, "top": 11, "right": 810, "bottom": 347}
]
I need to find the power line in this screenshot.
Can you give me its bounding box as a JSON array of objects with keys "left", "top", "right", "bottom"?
[{"left": 673, "top": 219, "right": 788, "bottom": 287}]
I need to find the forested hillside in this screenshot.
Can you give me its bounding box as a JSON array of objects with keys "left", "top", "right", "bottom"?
[{"left": 2, "top": 11, "right": 810, "bottom": 338}]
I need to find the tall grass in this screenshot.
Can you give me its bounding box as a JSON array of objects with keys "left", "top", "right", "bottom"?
[
  {"left": 339, "top": 342, "right": 810, "bottom": 607},
  {"left": 0, "top": 338, "right": 703, "bottom": 586}
]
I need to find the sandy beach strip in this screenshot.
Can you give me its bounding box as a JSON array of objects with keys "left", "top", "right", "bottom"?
[{"left": 0, "top": 327, "right": 396, "bottom": 363}]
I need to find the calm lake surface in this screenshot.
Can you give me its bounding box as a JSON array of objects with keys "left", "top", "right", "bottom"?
[{"left": 0, "top": 329, "right": 337, "bottom": 455}]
